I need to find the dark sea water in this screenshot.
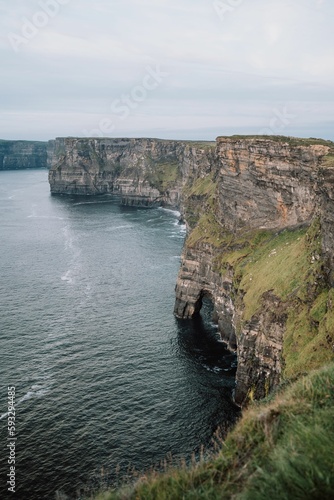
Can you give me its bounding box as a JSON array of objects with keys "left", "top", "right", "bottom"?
[{"left": 0, "top": 170, "right": 238, "bottom": 499}]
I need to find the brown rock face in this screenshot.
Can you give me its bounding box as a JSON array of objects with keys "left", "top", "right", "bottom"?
[
  {"left": 216, "top": 138, "right": 327, "bottom": 231},
  {"left": 48, "top": 137, "right": 215, "bottom": 207},
  {"left": 318, "top": 166, "right": 334, "bottom": 285}
]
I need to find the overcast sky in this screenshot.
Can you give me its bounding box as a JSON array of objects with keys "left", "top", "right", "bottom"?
[{"left": 0, "top": 0, "right": 333, "bottom": 141}]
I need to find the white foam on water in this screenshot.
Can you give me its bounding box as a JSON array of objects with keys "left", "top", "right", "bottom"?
[
  {"left": 27, "top": 215, "right": 65, "bottom": 220},
  {"left": 35, "top": 389, "right": 49, "bottom": 398},
  {"left": 18, "top": 391, "right": 35, "bottom": 404},
  {"left": 61, "top": 270, "right": 73, "bottom": 284},
  {"left": 62, "top": 225, "right": 75, "bottom": 251},
  {"left": 0, "top": 385, "right": 48, "bottom": 420},
  {"left": 203, "top": 364, "right": 223, "bottom": 374},
  {"left": 72, "top": 200, "right": 113, "bottom": 206},
  {"left": 61, "top": 224, "right": 82, "bottom": 283},
  {"left": 106, "top": 225, "right": 134, "bottom": 231},
  {"left": 158, "top": 207, "right": 181, "bottom": 217}
]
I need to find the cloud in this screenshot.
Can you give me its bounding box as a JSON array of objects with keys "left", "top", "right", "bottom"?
[{"left": 0, "top": 0, "right": 333, "bottom": 141}]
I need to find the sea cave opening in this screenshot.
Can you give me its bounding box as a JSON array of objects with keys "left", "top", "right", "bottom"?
[
  {"left": 176, "top": 291, "right": 238, "bottom": 392},
  {"left": 194, "top": 291, "right": 218, "bottom": 326}
]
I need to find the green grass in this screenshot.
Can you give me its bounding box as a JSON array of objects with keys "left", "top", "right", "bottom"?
[
  {"left": 183, "top": 141, "right": 216, "bottom": 150},
  {"left": 181, "top": 175, "right": 218, "bottom": 231},
  {"left": 212, "top": 219, "right": 333, "bottom": 379},
  {"left": 183, "top": 175, "right": 217, "bottom": 197},
  {"left": 236, "top": 227, "right": 308, "bottom": 321},
  {"left": 216, "top": 135, "right": 334, "bottom": 148},
  {"left": 186, "top": 212, "right": 224, "bottom": 248},
  {"left": 92, "top": 363, "right": 334, "bottom": 500},
  {"left": 284, "top": 291, "right": 334, "bottom": 379},
  {"left": 144, "top": 160, "right": 180, "bottom": 193},
  {"left": 322, "top": 153, "right": 334, "bottom": 168}
]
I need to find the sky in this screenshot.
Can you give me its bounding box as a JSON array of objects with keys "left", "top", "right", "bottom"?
[{"left": 0, "top": 0, "right": 333, "bottom": 141}]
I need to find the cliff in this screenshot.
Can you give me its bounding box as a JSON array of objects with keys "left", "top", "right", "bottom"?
[
  {"left": 48, "top": 135, "right": 334, "bottom": 406},
  {"left": 175, "top": 136, "right": 334, "bottom": 404},
  {"left": 48, "top": 137, "right": 215, "bottom": 206},
  {"left": 0, "top": 140, "right": 48, "bottom": 170}
]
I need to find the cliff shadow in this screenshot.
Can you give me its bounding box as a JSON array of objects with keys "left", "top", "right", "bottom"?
[{"left": 175, "top": 295, "right": 237, "bottom": 381}]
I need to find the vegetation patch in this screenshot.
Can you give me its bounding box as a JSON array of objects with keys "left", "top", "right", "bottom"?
[
  {"left": 186, "top": 212, "right": 224, "bottom": 248},
  {"left": 236, "top": 227, "right": 309, "bottom": 321},
  {"left": 145, "top": 160, "right": 180, "bottom": 193},
  {"left": 182, "top": 175, "right": 218, "bottom": 231},
  {"left": 217, "top": 135, "right": 334, "bottom": 148},
  {"left": 322, "top": 153, "right": 334, "bottom": 168},
  {"left": 183, "top": 174, "right": 217, "bottom": 198}
]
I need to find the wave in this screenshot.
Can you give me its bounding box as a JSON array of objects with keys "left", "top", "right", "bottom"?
[
  {"left": 105, "top": 225, "right": 134, "bottom": 231},
  {"left": 202, "top": 364, "right": 223, "bottom": 374},
  {"left": 72, "top": 200, "right": 114, "bottom": 206},
  {"left": 158, "top": 207, "right": 181, "bottom": 217}
]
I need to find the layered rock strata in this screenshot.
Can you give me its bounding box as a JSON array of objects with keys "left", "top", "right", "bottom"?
[
  {"left": 0, "top": 140, "right": 48, "bottom": 170},
  {"left": 48, "top": 137, "right": 215, "bottom": 207}
]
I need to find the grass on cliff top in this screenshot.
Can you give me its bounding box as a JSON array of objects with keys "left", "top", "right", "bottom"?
[
  {"left": 92, "top": 362, "right": 334, "bottom": 500},
  {"left": 216, "top": 135, "right": 334, "bottom": 148},
  {"left": 183, "top": 141, "right": 216, "bottom": 150}
]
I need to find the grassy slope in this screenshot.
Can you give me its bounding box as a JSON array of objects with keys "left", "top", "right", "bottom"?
[{"left": 93, "top": 363, "right": 334, "bottom": 500}]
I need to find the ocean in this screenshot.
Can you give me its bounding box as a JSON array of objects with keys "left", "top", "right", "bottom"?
[{"left": 0, "top": 169, "right": 238, "bottom": 499}]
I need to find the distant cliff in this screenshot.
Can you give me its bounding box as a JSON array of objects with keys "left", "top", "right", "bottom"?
[
  {"left": 48, "top": 135, "right": 334, "bottom": 405},
  {"left": 48, "top": 137, "right": 215, "bottom": 206},
  {"left": 0, "top": 140, "right": 48, "bottom": 170}
]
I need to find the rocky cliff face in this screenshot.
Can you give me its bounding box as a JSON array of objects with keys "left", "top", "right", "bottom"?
[
  {"left": 174, "top": 136, "right": 334, "bottom": 405},
  {"left": 48, "top": 137, "right": 215, "bottom": 207},
  {"left": 216, "top": 138, "right": 325, "bottom": 231},
  {"left": 0, "top": 140, "right": 48, "bottom": 170},
  {"left": 48, "top": 135, "right": 334, "bottom": 406}
]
